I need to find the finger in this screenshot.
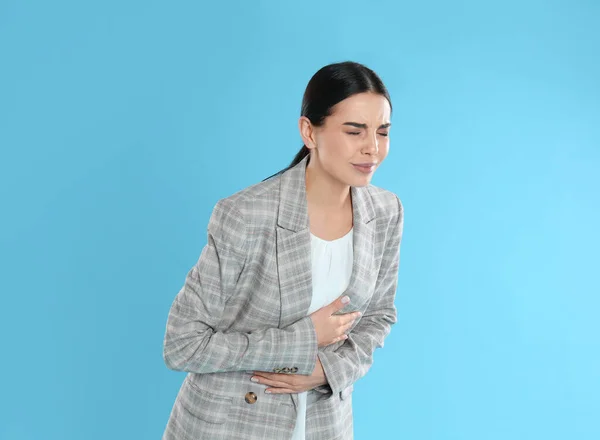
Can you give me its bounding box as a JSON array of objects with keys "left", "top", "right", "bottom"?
[
  {"left": 327, "top": 295, "right": 351, "bottom": 314},
  {"left": 339, "top": 311, "right": 361, "bottom": 324},
  {"left": 342, "top": 319, "right": 356, "bottom": 331},
  {"left": 336, "top": 316, "right": 355, "bottom": 330},
  {"left": 265, "top": 387, "right": 296, "bottom": 394},
  {"left": 252, "top": 372, "right": 290, "bottom": 381},
  {"left": 252, "top": 372, "right": 276, "bottom": 379},
  {"left": 252, "top": 375, "right": 292, "bottom": 389},
  {"left": 340, "top": 317, "right": 358, "bottom": 332}
]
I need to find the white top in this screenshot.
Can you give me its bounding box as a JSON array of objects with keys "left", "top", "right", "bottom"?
[{"left": 290, "top": 227, "right": 354, "bottom": 440}]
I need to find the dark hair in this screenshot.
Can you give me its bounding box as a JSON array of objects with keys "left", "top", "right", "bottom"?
[{"left": 262, "top": 61, "right": 392, "bottom": 181}]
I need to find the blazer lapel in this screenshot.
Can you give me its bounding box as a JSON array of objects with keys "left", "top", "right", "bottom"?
[
  {"left": 276, "top": 155, "right": 377, "bottom": 331},
  {"left": 344, "top": 185, "right": 377, "bottom": 313},
  {"left": 276, "top": 155, "right": 313, "bottom": 329}
]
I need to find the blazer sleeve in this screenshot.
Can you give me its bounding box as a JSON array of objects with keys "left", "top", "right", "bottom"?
[
  {"left": 162, "top": 198, "right": 319, "bottom": 375},
  {"left": 315, "top": 194, "right": 404, "bottom": 395}
]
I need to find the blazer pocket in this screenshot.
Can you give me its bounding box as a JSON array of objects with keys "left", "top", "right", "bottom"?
[{"left": 180, "top": 377, "right": 233, "bottom": 424}]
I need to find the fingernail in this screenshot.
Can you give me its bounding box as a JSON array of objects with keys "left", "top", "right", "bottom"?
[
  {"left": 250, "top": 377, "right": 259, "bottom": 383},
  {"left": 341, "top": 296, "right": 350, "bottom": 304},
  {"left": 265, "top": 390, "right": 271, "bottom": 394}
]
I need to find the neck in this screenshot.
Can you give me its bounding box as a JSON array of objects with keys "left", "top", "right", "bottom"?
[{"left": 305, "top": 155, "right": 351, "bottom": 210}]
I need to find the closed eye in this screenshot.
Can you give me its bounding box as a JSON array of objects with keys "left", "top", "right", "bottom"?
[{"left": 347, "top": 131, "right": 389, "bottom": 136}]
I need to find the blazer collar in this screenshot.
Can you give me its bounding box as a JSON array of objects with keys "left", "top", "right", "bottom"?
[{"left": 277, "top": 154, "right": 376, "bottom": 231}]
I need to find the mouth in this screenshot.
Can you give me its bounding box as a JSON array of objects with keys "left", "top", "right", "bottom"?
[{"left": 352, "top": 163, "right": 377, "bottom": 174}]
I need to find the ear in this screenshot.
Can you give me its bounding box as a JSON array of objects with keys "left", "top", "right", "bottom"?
[{"left": 298, "top": 116, "right": 318, "bottom": 150}]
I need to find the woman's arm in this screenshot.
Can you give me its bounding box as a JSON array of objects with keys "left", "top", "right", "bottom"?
[
  {"left": 314, "top": 195, "right": 404, "bottom": 395},
  {"left": 162, "top": 198, "right": 319, "bottom": 376}
]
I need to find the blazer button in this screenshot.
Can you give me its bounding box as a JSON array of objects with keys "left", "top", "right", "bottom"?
[
  {"left": 273, "top": 368, "right": 282, "bottom": 373},
  {"left": 291, "top": 367, "right": 298, "bottom": 373},
  {"left": 245, "top": 392, "right": 257, "bottom": 404},
  {"left": 282, "top": 367, "right": 290, "bottom": 373}
]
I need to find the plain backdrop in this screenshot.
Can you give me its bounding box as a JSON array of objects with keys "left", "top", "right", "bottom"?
[{"left": 1, "top": 1, "right": 599, "bottom": 439}]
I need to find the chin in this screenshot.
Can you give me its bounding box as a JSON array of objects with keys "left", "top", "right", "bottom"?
[
  {"left": 348, "top": 175, "right": 373, "bottom": 187},
  {"left": 352, "top": 179, "right": 372, "bottom": 188},
  {"left": 333, "top": 166, "right": 374, "bottom": 187},
  {"left": 346, "top": 164, "right": 376, "bottom": 187}
]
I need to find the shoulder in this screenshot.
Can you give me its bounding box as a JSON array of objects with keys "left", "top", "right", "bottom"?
[
  {"left": 214, "top": 176, "right": 280, "bottom": 220},
  {"left": 208, "top": 175, "right": 281, "bottom": 242}
]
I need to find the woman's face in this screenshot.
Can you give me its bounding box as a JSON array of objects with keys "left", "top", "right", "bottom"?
[{"left": 301, "top": 92, "right": 392, "bottom": 188}]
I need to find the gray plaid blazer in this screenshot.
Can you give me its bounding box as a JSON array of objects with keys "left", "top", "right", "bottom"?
[{"left": 162, "top": 154, "right": 404, "bottom": 440}]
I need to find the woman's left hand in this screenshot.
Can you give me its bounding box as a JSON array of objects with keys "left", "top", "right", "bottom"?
[{"left": 250, "top": 357, "right": 328, "bottom": 394}]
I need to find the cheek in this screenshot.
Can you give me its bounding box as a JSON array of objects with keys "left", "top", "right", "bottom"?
[
  {"left": 379, "top": 139, "right": 390, "bottom": 157},
  {"left": 321, "top": 134, "right": 354, "bottom": 159},
  {"left": 318, "top": 138, "right": 355, "bottom": 177}
]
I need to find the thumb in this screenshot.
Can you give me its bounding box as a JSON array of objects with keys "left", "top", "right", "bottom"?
[{"left": 327, "top": 295, "right": 351, "bottom": 315}]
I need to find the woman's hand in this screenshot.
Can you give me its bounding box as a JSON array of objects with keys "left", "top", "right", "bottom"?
[
  {"left": 310, "top": 295, "right": 361, "bottom": 347},
  {"left": 250, "top": 296, "right": 360, "bottom": 393},
  {"left": 250, "top": 358, "right": 327, "bottom": 394}
]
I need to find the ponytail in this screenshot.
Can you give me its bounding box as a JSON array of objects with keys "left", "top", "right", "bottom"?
[{"left": 262, "top": 145, "right": 310, "bottom": 181}]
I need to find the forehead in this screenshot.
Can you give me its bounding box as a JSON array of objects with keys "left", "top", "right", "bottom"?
[{"left": 328, "top": 92, "right": 391, "bottom": 123}]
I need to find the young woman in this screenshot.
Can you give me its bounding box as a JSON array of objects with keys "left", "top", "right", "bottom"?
[{"left": 162, "top": 61, "right": 404, "bottom": 440}]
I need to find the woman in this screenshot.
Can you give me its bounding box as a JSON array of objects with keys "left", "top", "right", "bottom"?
[{"left": 162, "top": 61, "right": 404, "bottom": 440}]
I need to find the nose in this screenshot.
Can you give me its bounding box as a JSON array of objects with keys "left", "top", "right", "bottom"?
[{"left": 362, "top": 132, "right": 379, "bottom": 155}]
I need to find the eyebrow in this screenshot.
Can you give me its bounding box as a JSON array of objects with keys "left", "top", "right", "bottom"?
[{"left": 342, "top": 122, "right": 392, "bottom": 129}]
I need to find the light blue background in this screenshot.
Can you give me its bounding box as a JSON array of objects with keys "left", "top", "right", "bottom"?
[{"left": 1, "top": 1, "right": 598, "bottom": 439}]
